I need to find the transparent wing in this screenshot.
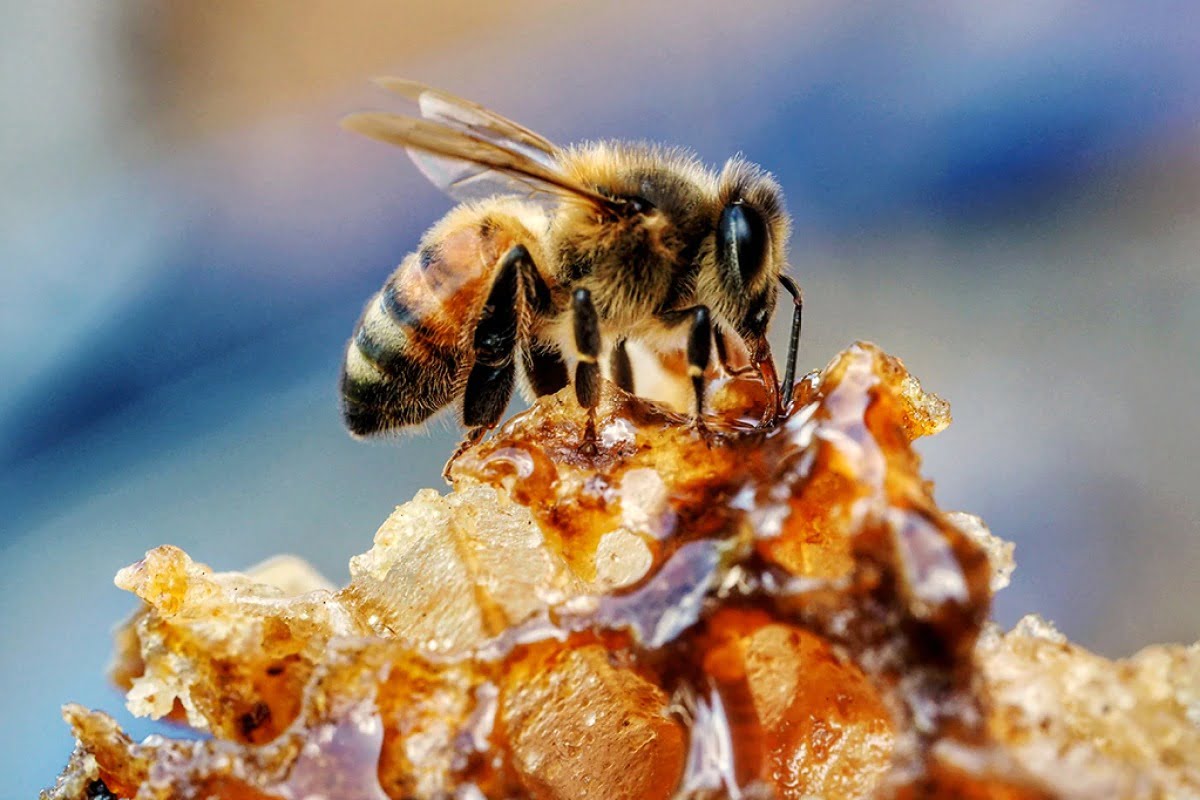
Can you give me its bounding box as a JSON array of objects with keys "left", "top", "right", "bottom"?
[
  {"left": 345, "top": 83, "right": 608, "bottom": 208},
  {"left": 374, "top": 78, "right": 557, "bottom": 164},
  {"left": 343, "top": 112, "right": 609, "bottom": 206}
]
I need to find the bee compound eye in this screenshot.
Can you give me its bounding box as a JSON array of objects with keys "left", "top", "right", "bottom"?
[{"left": 717, "top": 202, "right": 768, "bottom": 287}]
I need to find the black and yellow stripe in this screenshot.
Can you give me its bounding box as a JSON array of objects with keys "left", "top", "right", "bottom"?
[
  {"left": 340, "top": 280, "right": 462, "bottom": 436},
  {"left": 339, "top": 202, "right": 547, "bottom": 438}
]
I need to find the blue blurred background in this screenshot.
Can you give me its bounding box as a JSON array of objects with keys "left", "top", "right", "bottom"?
[{"left": 4, "top": 2, "right": 1198, "bottom": 792}]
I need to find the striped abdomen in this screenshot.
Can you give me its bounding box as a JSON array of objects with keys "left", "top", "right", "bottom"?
[{"left": 340, "top": 220, "right": 506, "bottom": 436}]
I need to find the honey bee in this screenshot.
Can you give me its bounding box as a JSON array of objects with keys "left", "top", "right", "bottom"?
[{"left": 339, "top": 79, "right": 802, "bottom": 453}]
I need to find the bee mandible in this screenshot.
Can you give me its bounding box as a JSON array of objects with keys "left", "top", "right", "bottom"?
[{"left": 339, "top": 79, "right": 803, "bottom": 454}]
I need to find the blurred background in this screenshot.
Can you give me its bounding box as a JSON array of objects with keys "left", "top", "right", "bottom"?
[{"left": 3, "top": 1, "right": 1198, "bottom": 792}]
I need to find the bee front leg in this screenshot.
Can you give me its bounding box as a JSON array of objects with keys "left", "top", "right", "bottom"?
[
  {"left": 778, "top": 274, "right": 804, "bottom": 411},
  {"left": 685, "top": 307, "right": 713, "bottom": 426},
  {"left": 658, "top": 305, "right": 713, "bottom": 428}
]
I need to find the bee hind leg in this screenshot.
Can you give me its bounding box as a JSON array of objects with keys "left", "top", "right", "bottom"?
[
  {"left": 444, "top": 245, "right": 526, "bottom": 479},
  {"left": 443, "top": 426, "right": 489, "bottom": 482},
  {"left": 462, "top": 247, "right": 524, "bottom": 427},
  {"left": 522, "top": 343, "right": 569, "bottom": 397}
]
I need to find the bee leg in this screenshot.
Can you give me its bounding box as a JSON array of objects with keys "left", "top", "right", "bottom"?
[
  {"left": 459, "top": 245, "right": 523, "bottom": 437},
  {"left": 522, "top": 343, "right": 570, "bottom": 397},
  {"left": 494, "top": 244, "right": 567, "bottom": 399},
  {"left": 514, "top": 243, "right": 555, "bottom": 317},
  {"left": 658, "top": 305, "right": 713, "bottom": 427},
  {"left": 778, "top": 274, "right": 804, "bottom": 411},
  {"left": 685, "top": 307, "right": 713, "bottom": 427},
  {"left": 442, "top": 426, "right": 488, "bottom": 482},
  {"left": 446, "top": 243, "right": 551, "bottom": 481},
  {"left": 572, "top": 288, "right": 603, "bottom": 446},
  {"left": 572, "top": 288, "right": 602, "bottom": 408},
  {"left": 611, "top": 338, "right": 635, "bottom": 394}
]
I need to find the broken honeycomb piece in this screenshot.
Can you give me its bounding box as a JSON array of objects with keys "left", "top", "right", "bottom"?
[
  {"left": 341, "top": 484, "right": 591, "bottom": 655},
  {"left": 975, "top": 615, "right": 1200, "bottom": 799},
  {"left": 499, "top": 642, "right": 686, "bottom": 800},
  {"left": 42, "top": 343, "right": 1200, "bottom": 800},
  {"left": 110, "top": 544, "right": 364, "bottom": 743},
  {"left": 700, "top": 608, "right": 895, "bottom": 797}
]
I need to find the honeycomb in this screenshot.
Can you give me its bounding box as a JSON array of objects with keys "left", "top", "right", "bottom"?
[{"left": 42, "top": 344, "right": 1200, "bottom": 799}]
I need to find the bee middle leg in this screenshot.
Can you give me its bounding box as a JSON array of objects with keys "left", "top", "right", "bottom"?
[
  {"left": 611, "top": 338, "right": 635, "bottom": 394},
  {"left": 572, "top": 288, "right": 603, "bottom": 446}
]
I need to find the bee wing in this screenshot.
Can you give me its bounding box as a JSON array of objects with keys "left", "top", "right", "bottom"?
[
  {"left": 344, "top": 111, "right": 611, "bottom": 209},
  {"left": 374, "top": 78, "right": 557, "bottom": 163}
]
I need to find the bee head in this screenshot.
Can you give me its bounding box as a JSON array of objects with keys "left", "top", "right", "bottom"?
[{"left": 701, "top": 158, "right": 790, "bottom": 342}]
